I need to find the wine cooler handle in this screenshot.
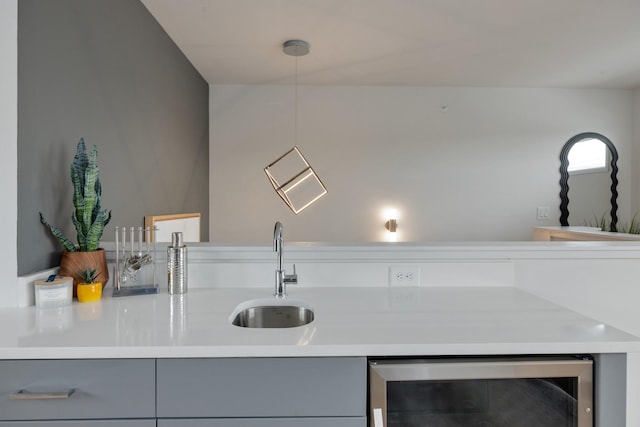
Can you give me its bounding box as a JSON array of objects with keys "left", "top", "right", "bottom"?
[{"left": 373, "top": 407, "right": 384, "bottom": 427}]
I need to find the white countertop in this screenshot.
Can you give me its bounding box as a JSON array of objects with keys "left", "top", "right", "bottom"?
[{"left": 1, "top": 286, "right": 638, "bottom": 359}]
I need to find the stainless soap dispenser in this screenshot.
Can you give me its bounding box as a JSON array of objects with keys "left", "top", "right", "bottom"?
[{"left": 167, "top": 231, "right": 187, "bottom": 294}]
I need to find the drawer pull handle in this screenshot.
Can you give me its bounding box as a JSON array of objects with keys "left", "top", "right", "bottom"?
[{"left": 10, "top": 389, "right": 75, "bottom": 400}]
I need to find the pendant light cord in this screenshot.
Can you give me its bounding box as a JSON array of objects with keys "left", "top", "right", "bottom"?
[
  {"left": 294, "top": 52, "right": 298, "bottom": 146},
  {"left": 282, "top": 39, "right": 309, "bottom": 148}
]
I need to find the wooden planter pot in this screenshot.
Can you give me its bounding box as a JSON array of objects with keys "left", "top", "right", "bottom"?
[{"left": 58, "top": 249, "right": 109, "bottom": 297}]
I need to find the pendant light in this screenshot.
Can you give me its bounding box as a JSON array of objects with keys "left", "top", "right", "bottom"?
[{"left": 264, "top": 40, "right": 328, "bottom": 214}]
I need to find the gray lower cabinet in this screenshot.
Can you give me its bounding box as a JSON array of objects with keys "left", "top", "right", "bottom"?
[
  {"left": 1, "top": 357, "right": 366, "bottom": 425},
  {"left": 157, "top": 357, "right": 366, "bottom": 425},
  {"left": 158, "top": 417, "right": 365, "bottom": 427},
  {"left": 0, "top": 359, "right": 155, "bottom": 423},
  {"left": 0, "top": 422, "right": 155, "bottom": 426}
]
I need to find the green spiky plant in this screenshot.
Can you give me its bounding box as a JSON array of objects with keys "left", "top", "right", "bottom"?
[
  {"left": 79, "top": 267, "right": 100, "bottom": 284},
  {"left": 627, "top": 211, "right": 640, "bottom": 235},
  {"left": 40, "top": 138, "right": 112, "bottom": 252}
]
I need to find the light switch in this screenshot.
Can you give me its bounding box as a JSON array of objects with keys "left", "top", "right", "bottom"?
[{"left": 537, "top": 206, "right": 550, "bottom": 220}]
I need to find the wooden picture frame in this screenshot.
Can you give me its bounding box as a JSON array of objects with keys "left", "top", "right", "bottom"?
[{"left": 144, "top": 213, "right": 201, "bottom": 242}]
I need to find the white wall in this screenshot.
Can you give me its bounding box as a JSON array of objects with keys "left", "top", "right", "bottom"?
[
  {"left": 0, "top": 1, "right": 17, "bottom": 308},
  {"left": 18, "top": 0, "right": 209, "bottom": 276},
  {"left": 632, "top": 88, "right": 640, "bottom": 214},
  {"left": 210, "top": 85, "right": 633, "bottom": 243}
]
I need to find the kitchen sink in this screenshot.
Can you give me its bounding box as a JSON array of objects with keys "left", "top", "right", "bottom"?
[{"left": 230, "top": 300, "right": 314, "bottom": 328}]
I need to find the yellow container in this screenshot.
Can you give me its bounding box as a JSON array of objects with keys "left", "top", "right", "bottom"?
[{"left": 76, "top": 282, "right": 103, "bottom": 303}]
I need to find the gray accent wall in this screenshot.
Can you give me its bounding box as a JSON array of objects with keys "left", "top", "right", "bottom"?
[{"left": 18, "top": 0, "right": 209, "bottom": 275}]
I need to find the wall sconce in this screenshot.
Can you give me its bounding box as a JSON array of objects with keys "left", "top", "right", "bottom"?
[{"left": 385, "top": 209, "right": 398, "bottom": 233}]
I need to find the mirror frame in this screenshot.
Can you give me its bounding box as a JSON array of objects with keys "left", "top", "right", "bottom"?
[{"left": 559, "top": 132, "right": 619, "bottom": 231}]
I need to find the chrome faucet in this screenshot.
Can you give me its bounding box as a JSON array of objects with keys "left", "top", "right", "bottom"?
[{"left": 273, "top": 221, "right": 297, "bottom": 298}]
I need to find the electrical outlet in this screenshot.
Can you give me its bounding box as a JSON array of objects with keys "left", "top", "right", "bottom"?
[{"left": 389, "top": 266, "right": 421, "bottom": 287}]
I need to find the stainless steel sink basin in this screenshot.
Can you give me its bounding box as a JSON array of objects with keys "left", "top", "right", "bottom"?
[{"left": 231, "top": 304, "right": 314, "bottom": 328}]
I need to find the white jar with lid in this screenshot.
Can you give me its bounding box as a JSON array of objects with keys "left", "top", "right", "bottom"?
[{"left": 33, "top": 276, "right": 73, "bottom": 308}]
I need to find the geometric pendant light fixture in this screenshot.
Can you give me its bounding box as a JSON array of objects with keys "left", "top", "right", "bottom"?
[{"left": 264, "top": 39, "right": 328, "bottom": 214}]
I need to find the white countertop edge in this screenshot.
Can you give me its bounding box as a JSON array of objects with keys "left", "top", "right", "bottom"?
[{"left": 4, "top": 341, "right": 639, "bottom": 360}]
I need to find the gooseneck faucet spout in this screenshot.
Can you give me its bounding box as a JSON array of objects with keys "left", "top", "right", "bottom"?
[
  {"left": 273, "top": 221, "right": 297, "bottom": 298},
  {"left": 274, "top": 221, "right": 284, "bottom": 272}
]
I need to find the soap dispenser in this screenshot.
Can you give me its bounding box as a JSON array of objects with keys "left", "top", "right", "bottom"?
[{"left": 167, "top": 231, "right": 187, "bottom": 294}]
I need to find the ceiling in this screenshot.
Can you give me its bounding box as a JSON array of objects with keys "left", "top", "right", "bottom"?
[{"left": 141, "top": 0, "right": 640, "bottom": 89}]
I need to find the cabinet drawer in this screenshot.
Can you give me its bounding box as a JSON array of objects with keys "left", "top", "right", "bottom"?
[
  {"left": 157, "top": 357, "right": 366, "bottom": 418},
  {"left": 0, "top": 421, "right": 156, "bottom": 427},
  {"left": 0, "top": 359, "right": 155, "bottom": 420},
  {"left": 158, "top": 417, "right": 366, "bottom": 427}
]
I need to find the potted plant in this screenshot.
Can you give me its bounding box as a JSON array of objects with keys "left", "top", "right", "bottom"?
[
  {"left": 40, "top": 138, "right": 111, "bottom": 295},
  {"left": 76, "top": 267, "right": 103, "bottom": 303}
]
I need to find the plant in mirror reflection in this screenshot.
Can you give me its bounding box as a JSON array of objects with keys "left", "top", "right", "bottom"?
[{"left": 584, "top": 211, "right": 640, "bottom": 234}]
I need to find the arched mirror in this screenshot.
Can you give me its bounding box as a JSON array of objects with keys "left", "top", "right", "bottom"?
[{"left": 559, "top": 132, "right": 619, "bottom": 231}]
